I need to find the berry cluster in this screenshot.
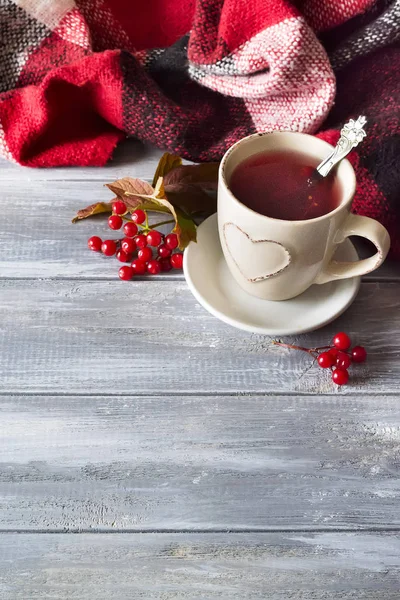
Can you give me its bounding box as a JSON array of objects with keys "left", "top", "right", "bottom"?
[
  {"left": 87, "top": 201, "right": 183, "bottom": 281},
  {"left": 273, "top": 331, "right": 367, "bottom": 386}
]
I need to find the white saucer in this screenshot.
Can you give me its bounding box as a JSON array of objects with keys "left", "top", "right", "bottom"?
[{"left": 183, "top": 213, "right": 361, "bottom": 335}]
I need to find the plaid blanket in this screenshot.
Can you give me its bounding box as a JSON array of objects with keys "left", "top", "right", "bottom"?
[{"left": 1, "top": 1, "right": 399, "bottom": 255}]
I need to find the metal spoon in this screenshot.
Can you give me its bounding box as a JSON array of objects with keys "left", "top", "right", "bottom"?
[
  {"left": 315, "top": 115, "right": 367, "bottom": 178},
  {"left": 300, "top": 116, "right": 367, "bottom": 218}
]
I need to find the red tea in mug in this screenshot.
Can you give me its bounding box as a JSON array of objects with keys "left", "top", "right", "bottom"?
[{"left": 229, "top": 150, "right": 341, "bottom": 221}]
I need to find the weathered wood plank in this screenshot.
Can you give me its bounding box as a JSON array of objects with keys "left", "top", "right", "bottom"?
[
  {"left": 0, "top": 141, "right": 166, "bottom": 181},
  {"left": 0, "top": 176, "right": 397, "bottom": 281},
  {"left": 0, "top": 180, "right": 184, "bottom": 279},
  {"left": 0, "top": 280, "right": 399, "bottom": 394},
  {"left": 2, "top": 532, "right": 400, "bottom": 599},
  {"left": 2, "top": 393, "right": 400, "bottom": 530}
]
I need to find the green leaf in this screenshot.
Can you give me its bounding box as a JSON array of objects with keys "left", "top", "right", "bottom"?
[
  {"left": 152, "top": 153, "right": 182, "bottom": 187},
  {"left": 72, "top": 202, "right": 112, "bottom": 223}
]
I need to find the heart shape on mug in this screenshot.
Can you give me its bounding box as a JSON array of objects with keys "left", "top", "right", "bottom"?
[{"left": 223, "top": 222, "right": 291, "bottom": 282}]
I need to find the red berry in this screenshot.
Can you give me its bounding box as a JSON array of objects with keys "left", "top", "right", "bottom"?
[
  {"left": 134, "top": 234, "right": 147, "bottom": 249},
  {"left": 317, "top": 352, "right": 335, "bottom": 369},
  {"left": 159, "top": 257, "right": 172, "bottom": 272},
  {"left": 118, "top": 266, "right": 134, "bottom": 281},
  {"left": 328, "top": 348, "right": 339, "bottom": 360},
  {"left": 131, "top": 259, "right": 147, "bottom": 275},
  {"left": 336, "top": 351, "right": 352, "bottom": 370},
  {"left": 352, "top": 346, "right": 367, "bottom": 363},
  {"left": 165, "top": 233, "right": 178, "bottom": 250},
  {"left": 157, "top": 244, "right": 171, "bottom": 258},
  {"left": 101, "top": 239, "right": 117, "bottom": 256},
  {"left": 112, "top": 200, "right": 127, "bottom": 215},
  {"left": 88, "top": 236, "right": 102, "bottom": 252},
  {"left": 332, "top": 368, "right": 349, "bottom": 386},
  {"left": 116, "top": 249, "right": 131, "bottom": 263},
  {"left": 121, "top": 238, "right": 136, "bottom": 254},
  {"left": 108, "top": 215, "right": 123, "bottom": 230},
  {"left": 138, "top": 247, "right": 153, "bottom": 262},
  {"left": 131, "top": 209, "right": 146, "bottom": 224},
  {"left": 123, "top": 222, "right": 138, "bottom": 238},
  {"left": 147, "top": 259, "right": 161, "bottom": 275},
  {"left": 147, "top": 230, "right": 163, "bottom": 247},
  {"left": 171, "top": 253, "right": 183, "bottom": 269},
  {"left": 333, "top": 332, "right": 351, "bottom": 351}
]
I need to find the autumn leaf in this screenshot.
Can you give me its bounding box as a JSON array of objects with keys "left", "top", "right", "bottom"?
[
  {"left": 152, "top": 153, "right": 182, "bottom": 187},
  {"left": 105, "top": 177, "right": 154, "bottom": 207},
  {"left": 174, "top": 207, "right": 197, "bottom": 249},
  {"left": 72, "top": 201, "right": 112, "bottom": 223},
  {"left": 162, "top": 162, "right": 219, "bottom": 217},
  {"left": 153, "top": 176, "right": 166, "bottom": 198},
  {"left": 104, "top": 164, "right": 219, "bottom": 215},
  {"left": 163, "top": 163, "right": 219, "bottom": 190},
  {"left": 152, "top": 178, "right": 197, "bottom": 249},
  {"left": 164, "top": 185, "right": 216, "bottom": 217},
  {"left": 73, "top": 177, "right": 165, "bottom": 222},
  {"left": 125, "top": 176, "right": 196, "bottom": 249},
  {"left": 73, "top": 158, "right": 216, "bottom": 249},
  {"left": 122, "top": 176, "right": 169, "bottom": 213}
]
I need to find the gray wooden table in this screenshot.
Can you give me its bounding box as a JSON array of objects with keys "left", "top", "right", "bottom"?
[{"left": 1, "top": 141, "right": 400, "bottom": 599}]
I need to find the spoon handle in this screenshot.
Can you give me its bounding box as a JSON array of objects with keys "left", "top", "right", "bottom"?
[{"left": 316, "top": 116, "right": 367, "bottom": 177}]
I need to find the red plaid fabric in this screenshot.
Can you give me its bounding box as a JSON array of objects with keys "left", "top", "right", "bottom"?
[{"left": 0, "top": 0, "right": 399, "bottom": 256}]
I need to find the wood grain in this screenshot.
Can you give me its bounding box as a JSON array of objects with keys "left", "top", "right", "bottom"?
[
  {"left": 0, "top": 179, "right": 184, "bottom": 279},
  {"left": 2, "top": 393, "right": 400, "bottom": 530},
  {"left": 0, "top": 279, "right": 399, "bottom": 394},
  {"left": 0, "top": 172, "right": 397, "bottom": 281},
  {"left": 1, "top": 143, "right": 400, "bottom": 589},
  {"left": 2, "top": 532, "right": 400, "bottom": 599},
  {"left": 0, "top": 141, "right": 167, "bottom": 182}
]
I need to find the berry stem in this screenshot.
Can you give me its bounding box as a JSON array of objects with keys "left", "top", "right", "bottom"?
[
  {"left": 271, "top": 341, "right": 316, "bottom": 356},
  {"left": 136, "top": 218, "right": 175, "bottom": 235},
  {"left": 148, "top": 219, "right": 175, "bottom": 229}
]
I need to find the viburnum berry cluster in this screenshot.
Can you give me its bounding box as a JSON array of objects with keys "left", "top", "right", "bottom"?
[
  {"left": 273, "top": 331, "right": 367, "bottom": 386},
  {"left": 87, "top": 200, "right": 183, "bottom": 281}
]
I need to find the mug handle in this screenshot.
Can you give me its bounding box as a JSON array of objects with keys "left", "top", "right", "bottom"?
[{"left": 315, "top": 213, "right": 391, "bottom": 285}]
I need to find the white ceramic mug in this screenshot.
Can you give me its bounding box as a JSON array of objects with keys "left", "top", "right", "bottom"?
[{"left": 218, "top": 132, "right": 390, "bottom": 301}]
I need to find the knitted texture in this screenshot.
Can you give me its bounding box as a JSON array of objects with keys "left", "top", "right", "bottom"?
[{"left": 0, "top": 0, "right": 399, "bottom": 256}]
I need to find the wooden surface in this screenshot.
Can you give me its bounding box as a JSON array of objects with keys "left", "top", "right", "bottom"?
[
  {"left": 1, "top": 139, "right": 400, "bottom": 598},
  {"left": 2, "top": 533, "right": 400, "bottom": 599},
  {"left": 2, "top": 393, "right": 400, "bottom": 531}
]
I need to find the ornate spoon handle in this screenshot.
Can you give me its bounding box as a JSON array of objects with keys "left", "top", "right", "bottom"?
[{"left": 316, "top": 116, "right": 367, "bottom": 177}]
